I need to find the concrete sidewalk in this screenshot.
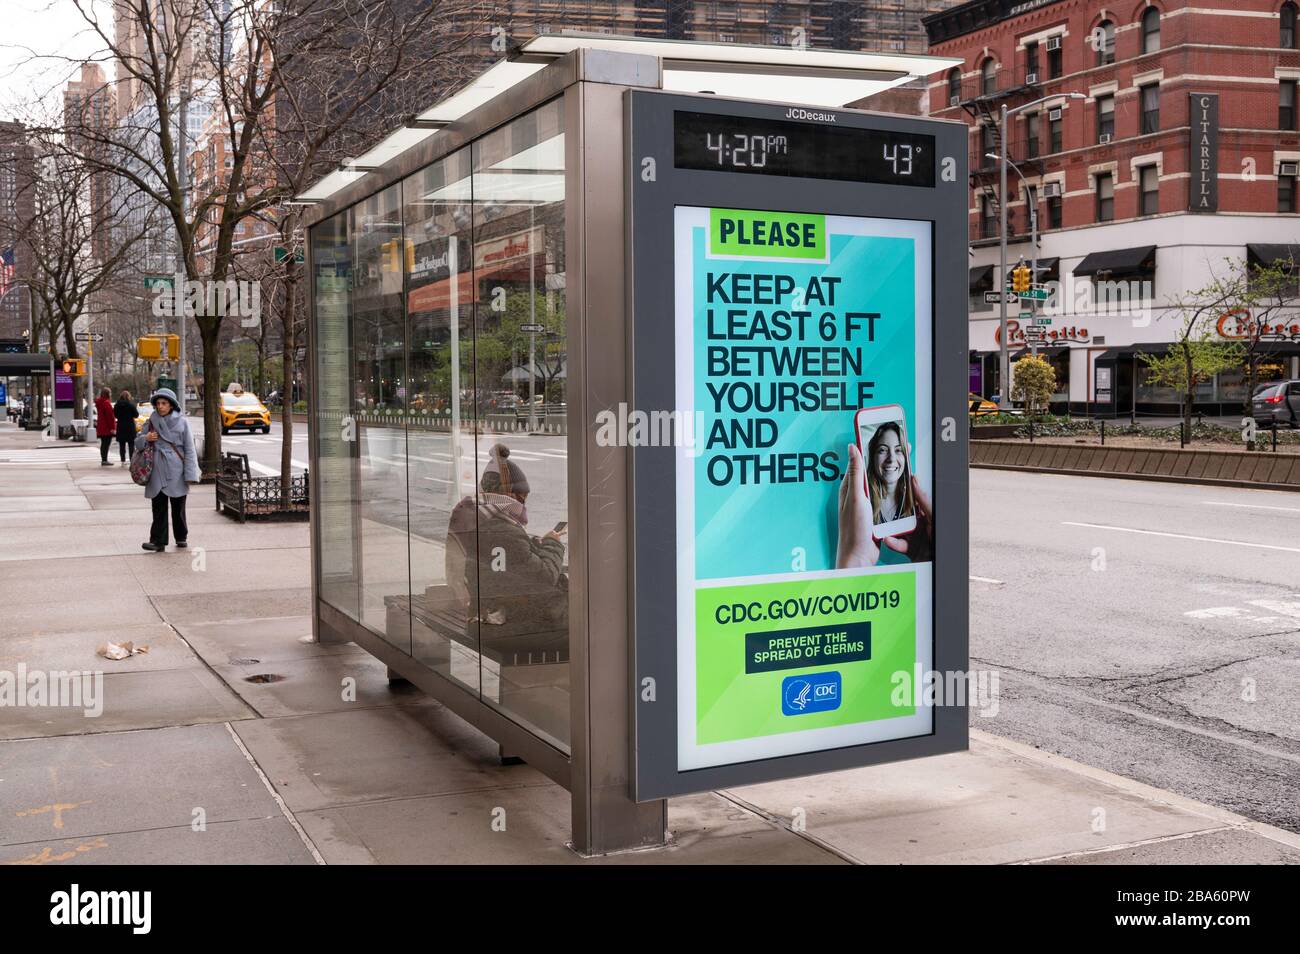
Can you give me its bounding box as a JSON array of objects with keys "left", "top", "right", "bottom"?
[{"left": 2, "top": 422, "right": 1297, "bottom": 865}]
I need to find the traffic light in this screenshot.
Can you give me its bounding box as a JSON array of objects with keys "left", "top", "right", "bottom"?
[
  {"left": 61, "top": 358, "right": 85, "bottom": 376},
  {"left": 137, "top": 335, "right": 179, "bottom": 361},
  {"left": 1012, "top": 264, "right": 1032, "bottom": 293}
]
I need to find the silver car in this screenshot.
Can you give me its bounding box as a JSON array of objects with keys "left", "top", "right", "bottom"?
[{"left": 1251, "top": 380, "right": 1300, "bottom": 428}]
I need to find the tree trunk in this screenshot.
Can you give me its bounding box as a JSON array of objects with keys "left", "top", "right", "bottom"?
[{"left": 200, "top": 320, "right": 222, "bottom": 478}]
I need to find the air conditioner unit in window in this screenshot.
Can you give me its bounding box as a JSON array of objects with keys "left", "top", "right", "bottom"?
[
  {"left": 1025, "top": 71, "right": 1039, "bottom": 84},
  {"left": 1099, "top": 133, "right": 1113, "bottom": 144},
  {"left": 1281, "top": 161, "right": 1299, "bottom": 177},
  {"left": 950, "top": 94, "right": 961, "bottom": 106},
  {"left": 1043, "top": 182, "right": 1063, "bottom": 198},
  {"left": 1048, "top": 107, "right": 1063, "bottom": 121},
  {"left": 1046, "top": 36, "right": 1062, "bottom": 51}
]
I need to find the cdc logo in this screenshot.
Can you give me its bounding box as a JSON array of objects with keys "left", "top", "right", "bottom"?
[{"left": 781, "top": 671, "right": 842, "bottom": 716}]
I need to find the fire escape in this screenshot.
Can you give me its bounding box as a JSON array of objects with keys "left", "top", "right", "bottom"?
[{"left": 962, "top": 64, "right": 1043, "bottom": 242}]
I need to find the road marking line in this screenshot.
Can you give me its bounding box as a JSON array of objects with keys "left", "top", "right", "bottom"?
[
  {"left": 246, "top": 460, "right": 276, "bottom": 476},
  {"left": 1063, "top": 521, "right": 1300, "bottom": 554},
  {"left": 1203, "top": 501, "right": 1300, "bottom": 514},
  {"left": 969, "top": 575, "right": 1004, "bottom": 585}
]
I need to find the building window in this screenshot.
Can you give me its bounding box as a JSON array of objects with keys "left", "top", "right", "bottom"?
[
  {"left": 981, "top": 122, "right": 996, "bottom": 162},
  {"left": 1274, "top": 175, "right": 1294, "bottom": 214},
  {"left": 1050, "top": 112, "right": 1063, "bottom": 152},
  {"left": 1026, "top": 113, "right": 1040, "bottom": 157},
  {"left": 1141, "top": 84, "right": 1160, "bottom": 135},
  {"left": 1096, "top": 20, "right": 1116, "bottom": 66},
  {"left": 981, "top": 58, "right": 997, "bottom": 96},
  {"left": 981, "top": 195, "right": 997, "bottom": 238},
  {"left": 1025, "top": 41, "right": 1039, "bottom": 81},
  {"left": 1139, "top": 165, "right": 1159, "bottom": 215},
  {"left": 1096, "top": 172, "right": 1115, "bottom": 221},
  {"left": 1047, "top": 40, "right": 1063, "bottom": 78},
  {"left": 1283, "top": 3, "right": 1297, "bottom": 49},
  {"left": 1282, "top": 80, "right": 1297, "bottom": 130},
  {"left": 1142, "top": 8, "right": 1161, "bottom": 54},
  {"left": 1097, "top": 94, "right": 1115, "bottom": 141},
  {"left": 1025, "top": 185, "right": 1039, "bottom": 233},
  {"left": 947, "top": 68, "right": 961, "bottom": 103},
  {"left": 1047, "top": 192, "right": 1063, "bottom": 228}
]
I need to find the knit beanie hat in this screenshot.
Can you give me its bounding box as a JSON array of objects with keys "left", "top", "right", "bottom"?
[{"left": 481, "top": 443, "right": 530, "bottom": 495}]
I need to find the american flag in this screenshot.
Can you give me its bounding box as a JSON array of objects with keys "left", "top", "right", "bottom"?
[{"left": 0, "top": 248, "right": 13, "bottom": 298}]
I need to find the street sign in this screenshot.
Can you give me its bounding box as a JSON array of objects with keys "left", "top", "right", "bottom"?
[
  {"left": 1023, "top": 328, "right": 1047, "bottom": 341},
  {"left": 1033, "top": 317, "right": 1052, "bottom": 326},
  {"left": 519, "top": 323, "right": 546, "bottom": 333},
  {"left": 73, "top": 332, "right": 105, "bottom": 342},
  {"left": 274, "top": 246, "right": 304, "bottom": 264},
  {"left": 984, "top": 291, "right": 1014, "bottom": 304},
  {"left": 1018, "top": 286, "right": 1051, "bottom": 301},
  {"left": 144, "top": 275, "right": 174, "bottom": 291},
  {"left": 1018, "top": 310, "right": 1033, "bottom": 321}
]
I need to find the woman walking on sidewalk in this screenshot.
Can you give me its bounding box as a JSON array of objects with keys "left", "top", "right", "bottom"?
[
  {"left": 114, "top": 390, "right": 138, "bottom": 465},
  {"left": 135, "top": 388, "right": 199, "bottom": 552},
  {"left": 94, "top": 388, "right": 116, "bottom": 466}
]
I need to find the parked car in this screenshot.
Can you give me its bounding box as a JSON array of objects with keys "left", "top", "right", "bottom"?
[
  {"left": 968, "top": 392, "right": 1000, "bottom": 418},
  {"left": 1251, "top": 380, "right": 1300, "bottom": 428}
]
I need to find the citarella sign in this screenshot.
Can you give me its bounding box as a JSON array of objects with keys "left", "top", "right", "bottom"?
[
  {"left": 1216, "top": 309, "right": 1300, "bottom": 342},
  {"left": 995, "top": 320, "right": 1091, "bottom": 346}
]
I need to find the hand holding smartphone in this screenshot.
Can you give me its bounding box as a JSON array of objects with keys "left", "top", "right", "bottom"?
[{"left": 853, "top": 404, "right": 917, "bottom": 541}]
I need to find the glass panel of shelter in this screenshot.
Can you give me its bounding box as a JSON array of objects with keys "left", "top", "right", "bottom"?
[
  {"left": 467, "top": 98, "right": 570, "bottom": 750},
  {"left": 351, "top": 186, "right": 412, "bottom": 653}
]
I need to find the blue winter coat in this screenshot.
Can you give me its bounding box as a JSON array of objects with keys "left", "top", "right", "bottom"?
[{"left": 134, "top": 388, "right": 200, "bottom": 498}]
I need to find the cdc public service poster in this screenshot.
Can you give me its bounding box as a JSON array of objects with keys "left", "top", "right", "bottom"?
[{"left": 674, "top": 206, "right": 934, "bottom": 770}]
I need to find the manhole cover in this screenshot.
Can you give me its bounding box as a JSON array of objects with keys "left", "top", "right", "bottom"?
[
  {"left": 244, "top": 673, "right": 286, "bottom": 684},
  {"left": 230, "top": 658, "right": 260, "bottom": 666}
]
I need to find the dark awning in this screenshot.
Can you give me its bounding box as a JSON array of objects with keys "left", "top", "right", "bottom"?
[
  {"left": 1094, "top": 344, "right": 1169, "bottom": 361},
  {"left": 1246, "top": 244, "right": 1300, "bottom": 270},
  {"left": 1005, "top": 257, "right": 1060, "bottom": 282},
  {"left": 1011, "top": 345, "right": 1068, "bottom": 359},
  {"left": 969, "top": 264, "right": 994, "bottom": 291},
  {"left": 1073, "top": 245, "right": 1156, "bottom": 278}
]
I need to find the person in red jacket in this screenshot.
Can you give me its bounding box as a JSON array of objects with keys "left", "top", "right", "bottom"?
[{"left": 94, "top": 387, "right": 116, "bottom": 466}]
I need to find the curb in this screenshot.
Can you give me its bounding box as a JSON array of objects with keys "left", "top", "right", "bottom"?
[{"left": 971, "top": 461, "right": 1300, "bottom": 492}]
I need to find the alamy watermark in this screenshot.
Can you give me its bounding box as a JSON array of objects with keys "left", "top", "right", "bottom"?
[
  {"left": 151, "top": 274, "right": 261, "bottom": 327},
  {"left": 0, "top": 664, "right": 104, "bottom": 717},
  {"left": 891, "top": 666, "right": 1000, "bottom": 718}
]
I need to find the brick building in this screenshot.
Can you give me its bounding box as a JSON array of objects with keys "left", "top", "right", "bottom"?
[{"left": 925, "top": 0, "right": 1300, "bottom": 414}]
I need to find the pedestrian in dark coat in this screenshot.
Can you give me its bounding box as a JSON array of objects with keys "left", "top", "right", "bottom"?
[{"left": 113, "top": 390, "right": 138, "bottom": 465}]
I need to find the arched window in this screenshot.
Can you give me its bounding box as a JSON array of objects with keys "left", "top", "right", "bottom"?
[
  {"left": 1096, "top": 20, "right": 1116, "bottom": 65},
  {"left": 948, "top": 68, "right": 962, "bottom": 103},
  {"left": 1283, "top": 3, "right": 1297, "bottom": 49},
  {"left": 1142, "top": 8, "right": 1161, "bottom": 54},
  {"left": 981, "top": 57, "right": 997, "bottom": 96}
]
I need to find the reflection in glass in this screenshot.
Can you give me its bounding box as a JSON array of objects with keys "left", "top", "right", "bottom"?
[
  {"left": 352, "top": 187, "right": 411, "bottom": 651},
  {"left": 313, "top": 212, "right": 358, "bottom": 620}
]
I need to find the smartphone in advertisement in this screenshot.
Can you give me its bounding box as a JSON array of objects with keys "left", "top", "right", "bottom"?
[{"left": 853, "top": 404, "right": 917, "bottom": 541}]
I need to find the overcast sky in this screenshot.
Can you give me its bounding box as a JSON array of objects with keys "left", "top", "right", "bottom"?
[{"left": 0, "top": 1, "right": 114, "bottom": 123}]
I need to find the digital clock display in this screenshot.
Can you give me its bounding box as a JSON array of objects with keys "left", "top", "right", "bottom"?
[{"left": 673, "top": 111, "right": 936, "bottom": 188}]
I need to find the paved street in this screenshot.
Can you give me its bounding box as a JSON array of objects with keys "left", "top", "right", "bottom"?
[{"left": 971, "top": 468, "right": 1300, "bottom": 832}]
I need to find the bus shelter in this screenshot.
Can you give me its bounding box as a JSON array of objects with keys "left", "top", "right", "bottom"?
[{"left": 299, "top": 34, "right": 968, "bottom": 855}]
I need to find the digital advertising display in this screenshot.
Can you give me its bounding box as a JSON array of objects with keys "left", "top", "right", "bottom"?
[
  {"left": 629, "top": 90, "right": 967, "bottom": 799},
  {"left": 673, "top": 206, "right": 933, "bottom": 770}
]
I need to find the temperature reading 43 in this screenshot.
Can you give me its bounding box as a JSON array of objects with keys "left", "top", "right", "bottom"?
[{"left": 882, "top": 143, "right": 915, "bottom": 176}]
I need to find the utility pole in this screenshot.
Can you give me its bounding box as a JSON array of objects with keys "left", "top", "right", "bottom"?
[
  {"left": 998, "top": 102, "right": 1009, "bottom": 409},
  {"left": 176, "top": 93, "right": 188, "bottom": 414}
]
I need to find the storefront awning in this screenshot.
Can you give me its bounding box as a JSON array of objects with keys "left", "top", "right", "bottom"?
[
  {"left": 1094, "top": 345, "right": 1169, "bottom": 361},
  {"left": 969, "top": 264, "right": 994, "bottom": 291},
  {"left": 1073, "top": 246, "right": 1156, "bottom": 278},
  {"left": 1246, "top": 244, "right": 1300, "bottom": 270},
  {"left": 1011, "top": 345, "right": 1067, "bottom": 359}
]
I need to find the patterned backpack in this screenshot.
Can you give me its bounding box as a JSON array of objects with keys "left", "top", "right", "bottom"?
[{"left": 129, "top": 423, "right": 155, "bottom": 486}]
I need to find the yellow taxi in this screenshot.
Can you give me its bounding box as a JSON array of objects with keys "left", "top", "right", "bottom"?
[
  {"left": 968, "top": 392, "right": 1001, "bottom": 418},
  {"left": 220, "top": 384, "right": 271, "bottom": 434}
]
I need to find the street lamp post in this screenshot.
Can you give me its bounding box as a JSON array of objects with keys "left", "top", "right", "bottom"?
[
  {"left": 987, "top": 153, "right": 1041, "bottom": 357},
  {"left": 993, "top": 92, "right": 1085, "bottom": 408}
]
